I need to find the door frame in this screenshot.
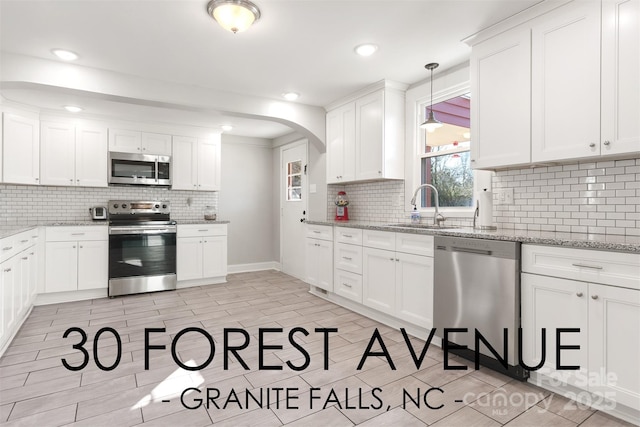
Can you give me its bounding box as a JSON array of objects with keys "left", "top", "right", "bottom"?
[{"left": 279, "top": 139, "right": 309, "bottom": 276}]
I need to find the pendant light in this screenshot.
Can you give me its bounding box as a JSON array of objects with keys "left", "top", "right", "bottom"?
[
  {"left": 207, "top": 0, "right": 261, "bottom": 34},
  {"left": 420, "top": 62, "right": 443, "bottom": 133}
]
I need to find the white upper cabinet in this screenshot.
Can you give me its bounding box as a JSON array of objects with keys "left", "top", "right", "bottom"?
[
  {"left": 197, "top": 137, "right": 221, "bottom": 192},
  {"left": 468, "top": 0, "right": 639, "bottom": 169},
  {"left": 141, "top": 132, "right": 172, "bottom": 155},
  {"left": 325, "top": 81, "right": 406, "bottom": 183},
  {"left": 531, "top": 0, "right": 601, "bottom": 162},
  {"left": 470, "top": 25, "right": 531, "bottom": 169},
  {"left": 2, "top": 112, "right": 40, "bottom": 185},
  {"left": 41, "top": 121, "right": 108, "bottom": 187},
  {"left": 601, "top": 0, "right": 640, "bottom": 155},
  {"left": 326, "top": 102, "right": 356, "bottom": 184},
  {"left": 172, "top": 134, "right": 221, "bottom": 191},
  {"left": 108, "top": 129, "right": 172, "bottom": 155}
]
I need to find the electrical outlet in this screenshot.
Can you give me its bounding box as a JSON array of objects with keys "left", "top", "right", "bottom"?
[{"left": 496, "top": 188, "right": 514, "bottom": 205}]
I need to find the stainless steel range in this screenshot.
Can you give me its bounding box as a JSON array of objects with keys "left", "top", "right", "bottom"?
[{"left": 108, "top": 200, "right": 177, "bottom": 297}]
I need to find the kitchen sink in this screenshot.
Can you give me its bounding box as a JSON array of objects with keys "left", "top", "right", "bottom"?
[{"left": 385, "top": 223, "right": 460, "bottom": 230}]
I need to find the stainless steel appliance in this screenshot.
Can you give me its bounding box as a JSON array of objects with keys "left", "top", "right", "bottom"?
[
  {"left": 434, "top": 235, "right": 527, "bottom": 380},
  {"left": 108, "top": 152, "right": 171, "bottom": 186},
  {"left": 90, "top": 206, "right": 107, "bottom": 220},
  {"left": 108, "top": 200, "right": 176, "bottom": 297}
]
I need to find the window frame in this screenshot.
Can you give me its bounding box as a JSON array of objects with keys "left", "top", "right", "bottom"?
[{"left": 409, "top": 84, "right": 476, "bottom": 216}]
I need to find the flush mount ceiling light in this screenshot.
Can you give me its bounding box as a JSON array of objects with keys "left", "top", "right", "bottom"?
[
  {"left": 282, "top": 92, "right": 299, "bottom": 101},
  {"left": 420, "top": 62, "right": 443, "bottom": 133},
  {"left": 64, "top": 105, "right": 83, "bottom": 113},
  {"left": 51, "top": 49, "right": 78, "bottom": 61},
  {"left": 221, "top": 125, "right": 233, "bottom": 131},
  {"left": 354, "top": 44, "right": 378, "bottom": 57},
  {"left": 207, "top": 0, "right": 261, "bottom": 34}
]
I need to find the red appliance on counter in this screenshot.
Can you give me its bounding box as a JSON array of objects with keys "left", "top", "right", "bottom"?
[{"left": 335, "top": 191, "right": 349, "bottom": 221}]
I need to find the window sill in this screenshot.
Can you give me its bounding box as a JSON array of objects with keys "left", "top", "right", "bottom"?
[{"left": 412, "top": 207, "right": 474, "bottom": 218}]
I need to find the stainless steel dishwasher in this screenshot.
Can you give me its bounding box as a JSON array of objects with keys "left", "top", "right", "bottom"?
[{"left": 434, "top": 235, "right": 527, "bottom": 380}]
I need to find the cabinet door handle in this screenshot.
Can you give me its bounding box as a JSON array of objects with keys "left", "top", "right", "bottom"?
[
  {"left": 576, "top": 292, "right": 583, "bottom": 297},
  {"left": 22, "top": 256, "right": 28, "bottom": 260},
  {"left": 389, "top": 257, "right": 394, "bottom": 261},
  {"left": 313, "top": 231, "right": 321, "bottom": 234},
  {"left": 572, "top": 263, "right": 603, "bottom": 270},
  {"left": 343, "top": 234, "right": 352, "bottom": 238},
  {"left": 71, "top": 233, "right": 85, "bottom": 236},
  {"left": 396, "top": 258, "right": 400, "bottom": 262},
  {"left": 589, "top": 143, "right": 596, "bottom": 148},
  {"left": 2, "top": 246, "right": 13, "bottom": 251},
  {"left": 29, "top": 252, "right": 34, "bottom": 256},
  {"left": 591, "top": 295, "right": 599, "bottom": 300},
  {"left": 198, "top": 229, "right": 209, "bottom": 232},
  {"left": 342, "top": 256, "right": 352, "bottom": 260},
  {"left": 603, "top": 141, "right": 610, "bottom": 146},
  {"left": 3, "top": 268, "right": 11, "bottom": 273},
  {"left": 342, "top": 283, "right": 352, "bottom": 288},
  {"left": 20, "top": 240, "right": 28, "bottom": 243},
  {"left": 72, "top": 245, "right": 76, "bottom": 249}
]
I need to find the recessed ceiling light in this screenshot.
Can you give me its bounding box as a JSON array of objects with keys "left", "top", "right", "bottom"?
[
  {"left": 51, "top": 49, "right": 79, "bottom": 61},
  {"left": 64, "top": 105, "right": 83, "bottom": 113},
  {"left": 221, "top": 125, "right": 233, "bottom": 132},
  {"left": 354, "top": 44, "right": 378, "bottom": 57},
  {"left": 282, "top": 92, "right": 299, "bottom": 101}
]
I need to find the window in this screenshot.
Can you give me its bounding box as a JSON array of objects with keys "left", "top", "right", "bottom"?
[
  {"left": 417, "top": 95, "right": 473, "bottom": 209},
  {"left": 286, "top": 160, "right": 302, "bottom": 201}
]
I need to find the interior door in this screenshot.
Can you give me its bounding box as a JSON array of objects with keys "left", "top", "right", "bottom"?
[{"left": 280, "top": 142, "right": 307, "bottom": 280}]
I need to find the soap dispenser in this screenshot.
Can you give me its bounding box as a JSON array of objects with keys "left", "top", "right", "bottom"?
[{"left": 410, "top": 207, "right": 421, "bottom": 224}]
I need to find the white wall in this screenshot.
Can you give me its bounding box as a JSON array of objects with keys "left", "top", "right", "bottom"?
[{"left": 219, "top": 135, "right": 277, "bottom": 267}]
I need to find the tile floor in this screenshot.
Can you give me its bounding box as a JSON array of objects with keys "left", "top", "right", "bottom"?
[{"left": 0, "top": 271, "right": 635, "bottom": 426}]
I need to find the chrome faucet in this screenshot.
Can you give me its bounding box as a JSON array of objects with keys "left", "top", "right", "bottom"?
[{"left": 410, "top": 184, "right": 446, "bottom": 226}]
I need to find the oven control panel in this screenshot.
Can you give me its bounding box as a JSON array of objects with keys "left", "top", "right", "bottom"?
[{"left": 108, "top": 200, "right": 170, "bottom": 215}]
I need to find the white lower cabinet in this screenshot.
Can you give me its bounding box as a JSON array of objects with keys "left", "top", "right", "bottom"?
[
  {"left": 522, "top": 244, "right": 640, "bottom": 412},
  {"left": 304, "top": 225, "right": 333, "bottom": 292},
  {"left": 177, "top": 224, "right": 227, "bottom": 283},
  {"left": 363, "top": 247, "right": 396, "bottom": 315},
  {"left": 0, "top": 228, "right": 39, "bottom": 351},
  {"left": 44, "top": 226, "right": 108, "bottom": 293},
  {"left": 306, "top": 226, "right": 434, "bottom": 330}
]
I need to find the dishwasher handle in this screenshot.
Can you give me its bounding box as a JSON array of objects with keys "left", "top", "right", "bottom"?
[{"left": 450, "top": 246, "right": 493, "bottom": 256}]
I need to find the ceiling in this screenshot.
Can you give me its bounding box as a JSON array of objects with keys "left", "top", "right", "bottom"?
[{"left": 0, "top": 0, "right": 541, "bottom": 139}]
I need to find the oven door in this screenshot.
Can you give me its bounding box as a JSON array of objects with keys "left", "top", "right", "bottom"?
[{"left": 109, "top": 226, "right": 176, "bottom": 280}]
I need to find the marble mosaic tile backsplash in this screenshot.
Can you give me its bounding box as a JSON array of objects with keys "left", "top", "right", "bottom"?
[{"left": 0, "top": 184, "right": 218, "bottom": 225}]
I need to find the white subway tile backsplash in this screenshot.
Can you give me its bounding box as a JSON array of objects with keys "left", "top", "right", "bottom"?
[
  {"left": 0, "top": 184, "right": 218, "bottom": 225},
  {"left": 493, "top": 157, "right": 639, "bottom": 236}
]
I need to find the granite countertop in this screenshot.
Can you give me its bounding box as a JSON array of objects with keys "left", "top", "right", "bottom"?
[
  {"left": 306, "top": 220, "right": 640, "bottom": 254},
  {"left": 175, "top": 220, "right": 230, "bottom": 225},
  {"left": 0, "top": 221, "right": 109, "bottom": 240},
  {"left": 0, "top": 220, "right": 232, "bottom": 240}
]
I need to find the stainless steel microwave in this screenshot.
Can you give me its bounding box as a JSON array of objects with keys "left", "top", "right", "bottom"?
[{"left": 108, "top": 152, "right": 171, "bottom": 186}]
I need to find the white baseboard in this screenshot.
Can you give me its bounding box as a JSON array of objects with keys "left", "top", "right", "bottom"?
[
  {"left": 34, "top": 289, "right": 108, "bottom": 305},
  {"left": 177, "top": 276, "right": 227, "bottom": 289},
  {"left": 227, "top": 261, "right": 281, "bottom": 274}
]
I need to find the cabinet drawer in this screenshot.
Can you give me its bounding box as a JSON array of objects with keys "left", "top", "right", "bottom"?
[
  {"left": 305, "top": 224, "right": 333, "bottom": 241},
  {"left": 46, "top": 226, "right": 108, "bottom": 242},
  {"left": 1, "top": 228, "right": 39, "bottom": 262},
  {"left": 178, "top": 224, "right": 227, "bottom": 238},
  {"left": 334, "top": 227, "right": 362, "bottom": 245},
  {"left": 363, "top": 230, "right": 395, "bottom": 251},
  {"left": 522, "top": 244, "right": 640, "bottom": 290},
  {"left": 335, "top": 242, "right": 363, "bottom": 274},
  {"left": 1, "top": 235, "right": 15, "bottom": 263},
  {"left": 334, "top": 269, "right": 363, "bottom": 303},
  {"left": 395, "top": 233, "right": 434, "bottom": 257}
]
